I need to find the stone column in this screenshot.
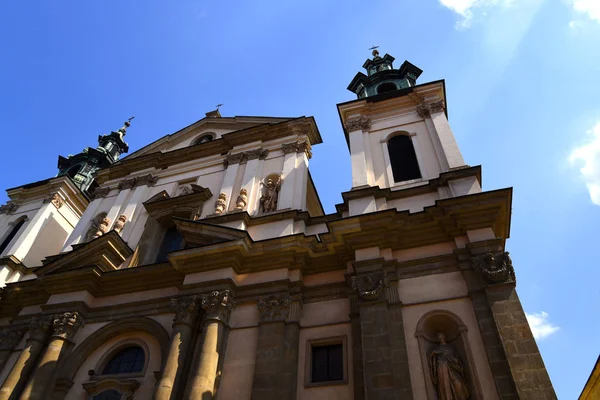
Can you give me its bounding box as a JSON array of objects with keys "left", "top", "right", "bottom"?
[
  {"left": 19, "top": 312, "right": 84, "bottom": 400},
  {"left": 154, "top": 295, "right": 200, "bottom": 400},
  {"left": 0, "top": 316, "right": 51, "bottom": 400},
  {"left": 184, "top": 290, "right": 235, "bottom": 400},
  {"left": 0, "top": 327, "right": 25, "bottom": 373},
  {"left": 349, "top": 264, "right": 413, "bottom": 400},
  {"left": 345, "top": 117, "right": 371, "bottom": 188},
  {"left": 251, "top": 293, "right": 302, "bottom": 400},
  {"left": 464, "top": 249, "right": 556, "bottom": 399}
]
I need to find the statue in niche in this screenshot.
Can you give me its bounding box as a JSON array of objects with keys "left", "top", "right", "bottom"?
[
  {"left": 429, "top": 332, "right": 470, "bottom": 400},
  {"left": 259, "top": 176, "right": 281, "bottom": 213},
  {"left": 214, "top": 193, "right": 227, "bottom": 214},
  {"left": 234, "top": 188, "right": 248, "bottom": 211}
]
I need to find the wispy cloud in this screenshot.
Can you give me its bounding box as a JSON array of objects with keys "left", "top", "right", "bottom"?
[
  {"left": 438, "top": 0, "right": 515, "bottom": 28},
  {"left": 568, "top": 0, "right": 600, "bottom": 23},
  {"left": 526, "top": 311, "right": 560, "bottom": 340},
  {"left": 569, "top": 122, "right": 600, "bottom": 205}
]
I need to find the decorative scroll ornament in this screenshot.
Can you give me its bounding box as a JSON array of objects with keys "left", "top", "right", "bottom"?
[
  {"left": 429, "top": 332, "right": 470, "bottom": 400},
  {"left": 214, "top": 192, "right": 227, "bottom": 214},
  {"left": 0, "top": 201, "right": 19, "bottom": 215},
  {"left": 201, "top": 290, "right": 235, "bottom": 322},
  {"left": 92, "top": 216, "right": 111, "bottom": 239},
  {"left": 89, "top": 187, "right": 110, "bottom": 200},
  {"left": 27, "top": 316, "right": 53, "bottom": 343},
  {"left": 234, "top": 188, "right": 248, "bottom": 211},
  {"left": 170, "top": 295, "right": 199, "bottom": 326},
  {"left": 43, "top": 193, "right": 64, "bottom": 209},
  {"left": 351, "top": 270, "right": 388, "bottom": 302},
  {"left": 345, "top": 116, "right": 371, "bottom": 132},
  {"left": 52, "top": 311, "right": 84, "bottom": 340},
  {"left": 472, "top": 252, "right": 516, "bottom": 284},
  {"left": 258, "top": 294, "right": 292, "bottom": 323},
  {"left": 113, "top": 214, "right": 127, "bottom": 234},
  {"left": 0, "top": 327, "right": 25, "bottom": 351}
]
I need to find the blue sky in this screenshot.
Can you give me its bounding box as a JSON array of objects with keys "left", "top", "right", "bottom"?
[{"left": 1, "top": 1, "right": 599, "bottom": 397}]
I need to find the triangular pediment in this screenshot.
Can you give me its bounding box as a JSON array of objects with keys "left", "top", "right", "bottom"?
[{"left": 173, "top": 218, "right": 250, "bottom": 247}]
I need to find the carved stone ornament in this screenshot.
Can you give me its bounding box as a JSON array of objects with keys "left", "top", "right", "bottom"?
[
  {"left": 43, "top": 193, "right": 64, "bottom": 209},
  {"left": 224, "top": 152, "right": 245, "bottom": 167},
  {"left": 92, "top": 216, "right": 111, "bottom": 239},
  {"left": 472, "top": 252, "right": 516, "bottom": 284},
  {"left": 245, "top": 148, "right": 269, "bottom": 161},
  {"left": 113, "top": 214, "right": 127, "bottom": 234},
  {"left": 351, "top": 270, "right": 388, "bottom": 302},
  {"left": 118, "top": 178, "right": 136, "bottom": 191},
  {"left": 345, "top": 116, "right": 371, "bottom": 132},
  {"left": 89, "top": 187, "right": 110, "bottom": 200},
  {"left": 118, "top": 174, "right": 158, "bottom": 191},
  {"left": 234, "top": 188, "right": 248, "bottom": 211},
  {"left": 416, "top": 100, "right": 446, "bottom": 119},
  {"left": 201, "top": 290, "right": 235, "bottom": 322},
  {"left": 281, "top": 142, "right": 299, "bottom": 154},
  {"left": 282, "top": 140, "right": 312, "bottom": 159},
  {"left": 177, "top": 185, "right": 192, "bottom": 196},
  {"left": 0, "top": 327, "right": 25, "bottom": 351},
  {"left": 258, "top": 294, "right": 292, "bottom": 323},
  {"left": 0, "top": 201, "right": 18, "bottom": 215},
  {"left": 214, "top": 192, "right": 227, "bottom": 214},
  {"left": 27, "top": 315, "right": 53, "bottom": 343},
  {"left": 52, "top": 311, "right": 84, "bottom": 340},
  {"left": 170, "top": 295, "right": 199, "bottom": 326},
  {"left": 259, "top": 175, "right": 282, "bottom": 214}
]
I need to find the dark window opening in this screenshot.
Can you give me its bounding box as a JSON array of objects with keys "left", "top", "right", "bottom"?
[
  {"left": 92, "top": 390, "right": 122, "bottom": 400},
  {"left": 311, "top": 343, "right": 343, "bottom": 383},
  {"left": 155, "top": 226, "right": 183, "bottom": 263},
  {"left": 194, "top": 135, "right": 214, "bottom": 145},
  {"left": 388, "top": 135, "right": 421, "bottom": 183},
  {"left": 67, "top": 165, "right": 82, "bottom": 179},
  {"left": 102, "top": 346, "right": 145, "bottom": 375},
  {"left": 376, "top": 82, "right": 397, "bottom": 94},
  {"left": 0, "top": 219, "right": 25, "bottom": 255}
]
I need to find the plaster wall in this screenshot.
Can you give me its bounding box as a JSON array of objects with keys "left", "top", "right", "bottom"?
[
  {"left": 397, "top": 272, "right": 468, "bottom": 305},
  {"left": 21, "top": 215, "right": 69, "bottom": 267},
  {"left": 247, "top": 219, "right": 294, "bottom": 240}
]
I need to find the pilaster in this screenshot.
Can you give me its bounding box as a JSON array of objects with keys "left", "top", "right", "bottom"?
[
  {"left": 346, "top": 117, "right": 371, "bottom": 188},
  {"left": 5, "top": 203, "right": 54, "bottom": 261},
  {"left": 220, "top": 154, "right": 244, "bottom": 212},
  {"left": 278, "top": 144, "right": 298, "bottom": 210}
]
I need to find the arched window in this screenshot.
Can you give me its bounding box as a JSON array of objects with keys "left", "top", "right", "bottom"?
[
  {"left": 376, "top": 82, "right": 397, "bottom": 94},
  {"left": 192, "top": 133, "right": 215, "bottom": 146},
  {"left": 101, "top": 346, "right": 145, "bottom": 375},
  {"left": 0, "top": 218, "right": 26, "bottom": 255},
  {"left": 388, "top": 134, "right": 421, "bottom": 183},
  {"left": 92, "top": 390, "right": 122, "bottom": 400}
]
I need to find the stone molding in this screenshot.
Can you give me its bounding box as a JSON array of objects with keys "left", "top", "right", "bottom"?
[
  {"left": 257, "top": 294, "right": 302, "bottom": 323},
  {"left": 171, "top": 295, "right": 200, "bottom": 326},
  {"left": 224, "top": 148, "right": 269, "bottom": 167},
  {"left": 0, "top": 201, "right": 18, "bottom": 215},
  {"left": 27, "top": 315, "right": 53, "bottom": 343},
  {"left": 0, "top": 327, "right": 25, "bottom": 351},
  {"left": 43, "top": 193, "right": 64, "bottom": 209},
  {"left": 350, "top": 270, "right": 389, "bottom": 303},
  {"left": 416, "top": 100, "right": 446, "bottom": 119},
  {"left": 282, "top": 140, "right": 312, "bottom": 159},
  {"left": 344, "top": 116, "right": 371, "bottom": 132},
  {"left": 472, "top": 251, "right": 516, "bottom": 284},
  {"left": 201, "top": 290, "right": 235, "bottom": 323},
  {"left": 89, "top": 187, "right": 110, "bottom": 200},
  {"left": 118, "top": 174, "right": 158, "bottom": 191},
  {"left": 51, "top": 311, "right": 84, "bottom": 340},
  {"left": 82, "top": 378, "right": 140, "bottom": 400}
]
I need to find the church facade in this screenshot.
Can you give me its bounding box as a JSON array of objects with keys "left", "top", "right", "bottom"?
[{"left": 0, "top": 51, "right": 556, "bottom": 399}]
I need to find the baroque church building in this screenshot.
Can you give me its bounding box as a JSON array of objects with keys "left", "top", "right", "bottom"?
[{"left": 0, "top": 51, "right": 556, "bottom": 400}]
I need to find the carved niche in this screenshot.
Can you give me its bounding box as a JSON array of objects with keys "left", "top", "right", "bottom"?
[
  {"left": 472, "top": 252, "right": 516, "bottom": 284},
  {"left": 350, "top": 270, "right": 388, "bottom": 302}
]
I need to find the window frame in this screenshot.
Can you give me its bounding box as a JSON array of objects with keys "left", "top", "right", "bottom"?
[
  {"left": 91, "top": 340, "right": 149, "bottom": 381},
  {"left": 304, "top": 335, "right": 348, "bottom": 388},
  {"left": 191, "top": 132, "right": 216, "bottom": 146},
  {"left": 381, "top": 131, "right": 428, "bottom": 188}
]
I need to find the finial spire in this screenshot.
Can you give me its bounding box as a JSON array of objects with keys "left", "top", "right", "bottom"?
[
  {"left": 117, "top": 116, "right": 135, "bottom": 138},
  {"left": 369, "top": 45, "right": 380, "bottom": 57}
]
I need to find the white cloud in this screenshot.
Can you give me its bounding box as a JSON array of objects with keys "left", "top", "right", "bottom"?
[
  {"left": 438, "top": 0, "right": 515, "bottom": 28},
  {"left": 526, "top": 312, "right": 560, "bottom": 340},
  {"left": 568, "top": 0, "right": 600, "bottom": 23},
  {"left": 569, "top": 122, "right": 600, "bottom": 205}
]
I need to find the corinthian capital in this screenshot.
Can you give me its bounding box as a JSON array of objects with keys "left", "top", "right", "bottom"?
[
  {"left": 170, "top": 295, "right": 200, "bottom": 326},
  {"left": 52, "top": 312, "right": 84, "bottom": 340},
  {"left": 257, "top": 294, "right": 302, "bottom": 323},
  {"left": 201, "top": 290, "right": 235, "bottom": 323},
  {"left": 43, "top": 193, "right": 64, "bottom": 209},
  {"left": 0, "top": 327, "right": 25, "bottom": 351},
  {"left": 27, "top": 316, "right": 53, "bottom": 343},
  {"left": 345, "top": 116, "right": 371, "bottom": 132}
]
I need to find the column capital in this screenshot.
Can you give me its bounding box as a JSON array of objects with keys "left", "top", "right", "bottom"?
[
  {"left": 281, "top": 140, "right": 312, "bottom": 159},
  {"left": 51, "top": 312, "right": 84, "bottom": 341},
  {"left": 27, "top": 315, "right": 53, "bottom": 343},
  {"left": 43, "top": 193, "right": 64, "bottom": 209},
  {"left": 349, "top": 269, "right": 389, "bottom": 304},
  {"left": 0, "top": 327, "right": 25, "bottom": 351},
  {"left": 246, "top": 148, "right": 269, "bottom": 161},
  {"left": 416, "top": 99, "right": 446, "bottom": 119},
  {"left": 257, "top": 294, "right": 302, "bottom": 323},
  {"left": 89, "top": 186, "right": 111, "bottom": 200},
  {"left": 201, "top": 290, "right": 235, "bottom": 323},
  {"left": 170, "top": 295, "right": 200, "bottom": 327},
  {"left": 472, "top": 251, "right": 516, "bottom": 285},
  {"left": 224, "top": 152, "right": 245, "bottom": 167},
  {"left": 345, "top": 116, "right": 371, "bottom": 132},
  {"left": 0, "top": 201, "right": 19, "bottom": 215},
  {"left": 118, "top": 174, "right": 158, "bottom": 191}
]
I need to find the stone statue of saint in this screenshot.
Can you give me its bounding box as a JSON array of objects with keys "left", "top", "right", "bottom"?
[
  {"left": 260, "top": 178, "right": 280, "bottom": 213},
  {"left": 429, "top": 333, "right": 470, "bottom": 400}
]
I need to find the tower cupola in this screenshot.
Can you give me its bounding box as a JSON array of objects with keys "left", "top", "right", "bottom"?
[
  {"left": 57, "top": 118, "right": 132, "bottom": 196},
  {"left": 347, "top": 48, "right": 423, "bottom": 98}
]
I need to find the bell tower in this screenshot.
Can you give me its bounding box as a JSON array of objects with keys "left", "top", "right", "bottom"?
[{"left": 57, "top": 118, "right": 132, "bottom": 196}]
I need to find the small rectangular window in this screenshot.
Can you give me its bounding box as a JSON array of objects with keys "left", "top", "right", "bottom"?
[{"left": 305, "top": 336, "right": 347, "bottom": 387}]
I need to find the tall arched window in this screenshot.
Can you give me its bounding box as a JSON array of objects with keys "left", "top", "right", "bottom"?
[
  {"left": 0, "top": 218, "right": 26, "bottom": 255},
  {"left": 101, "top": 346, "right": 145, "bottom": 375},
  {"left": 388, "top": 135, "right": 421, "bottom": 183}
]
